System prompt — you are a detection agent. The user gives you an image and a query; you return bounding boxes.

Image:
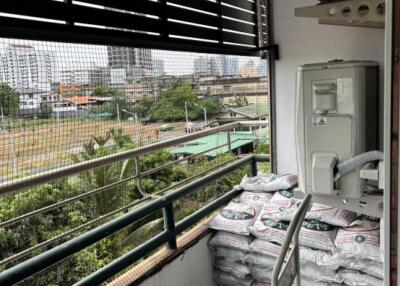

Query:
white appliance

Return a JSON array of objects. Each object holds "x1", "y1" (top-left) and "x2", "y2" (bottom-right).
[{"x1": 295, "y1": 60, "x2": 382, "y2": 215}]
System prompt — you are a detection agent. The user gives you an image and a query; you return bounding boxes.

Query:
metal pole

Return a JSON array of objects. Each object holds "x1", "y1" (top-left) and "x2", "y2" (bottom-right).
[
  {"x1": 57, "y1": 104, "x2": 60, "y2": 126},
  {"x1": 5, "y1": 120, "x2": 17, "y2": 177},
  {"x1": 251, "y1": 157, "x2": 258, "y2": 177},
  {"x1": 227, "y1": 130, "x2": 232, "y2": 154},
  {"x1": 134, "y1": 157, "x2": 146, "y2": 197},
  {"x1": 184, "y1": 101, "x2": 189, "y2": 132},
  {"x1": 163, "y1": 203, "x2": 177, "y2": 249},
  {"x1": 117, "y1": 103, "x2": 121, "y2": 127}
]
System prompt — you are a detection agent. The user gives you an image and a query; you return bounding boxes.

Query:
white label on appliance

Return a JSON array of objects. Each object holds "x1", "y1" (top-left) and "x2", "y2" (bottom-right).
[
  {"x1": 337, "y1": 78, "x2": 353, "y2": 103},
  {"x1": 312, "y1": 116, "x2": 328, "y2": 127}
]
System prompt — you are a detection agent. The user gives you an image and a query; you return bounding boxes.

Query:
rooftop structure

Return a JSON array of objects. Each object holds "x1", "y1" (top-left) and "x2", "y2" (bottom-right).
[{"x1": 171, "y1": 132, "x2": 264, "y2": 157}]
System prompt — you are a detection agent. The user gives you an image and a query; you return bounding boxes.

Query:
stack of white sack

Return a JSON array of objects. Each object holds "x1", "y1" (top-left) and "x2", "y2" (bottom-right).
[
  {"x1": 209, "y1": 232, "x2": 254, "y2": 286},
  {"x1": 334, "y1": 215, "x2": 384, "y2": 285},
  {"x1": 246, "y1": 238, "x2": 343, "y2": 284},
  {"x1": 208, "y1": 190, "x2": 271, "y2": 286},
  {"x1": 209, "y1": 173, "x2": 386, "y2": 285},
  {"x1": 248, "y1": 188, "x2": 364, "y2": 284},
  {"x1": 208, "y1": 173, "x2": 298, "y2": 286}
]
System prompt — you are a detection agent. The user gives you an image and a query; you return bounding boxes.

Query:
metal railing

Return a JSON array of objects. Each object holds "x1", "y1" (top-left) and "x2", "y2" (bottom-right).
[
  {"x1": 271, "y1": 194, "x2": 312, "y2": 286},
  {"x1": 0, "y1": 154, "x2": 269, "y2": 286},
  {"x1": 0, "y1": 121, "x2": 267, "y2": 195},
  {"x1": 0, "y1": 121, "x2": 268, "y2": 267},
  {"x1": 0, "y1": 121, "x2": 269, "y2": 285}
]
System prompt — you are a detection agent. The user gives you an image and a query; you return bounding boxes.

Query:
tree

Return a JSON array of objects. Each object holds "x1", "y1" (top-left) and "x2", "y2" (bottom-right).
[
  {"x1": 135, "y1": 95, "x2": 155, "y2": 119},
  {"x1": 233, "y1": 96, "x2": 249, "y2": 107},
  {"x1": 91, "y1": 86, "x2": 124, "y2": 98},
  {"x1": 38, "y1": 107, "x2": 52, "y2": 119},
  {"x1": 91, "y1": 95, "x2": 134, "y2": 120},
  {"x1": 71, "y1": 128, "x2": 135, "y2": 215},
  {"x1": 149, "y1": 84, "x2": 221, "y2": 122},
  {"x1": 0, "y1": 84, "x2": 19, "y2": 117}
]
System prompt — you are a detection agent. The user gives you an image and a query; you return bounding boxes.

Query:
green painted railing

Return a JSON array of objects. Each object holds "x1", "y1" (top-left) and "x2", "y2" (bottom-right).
[{"x1": 0, "y1": 154, "x2": 269, "y2": 286}]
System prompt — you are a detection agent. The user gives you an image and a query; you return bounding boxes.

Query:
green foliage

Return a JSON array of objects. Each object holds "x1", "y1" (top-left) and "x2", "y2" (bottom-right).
[
  {"x1": 135, "y1": 95, "x2": 155, "y2": 119},
  {"x1": 254, "y1": 141, "x2": 269, "y2": 154},
  {"x1": 92, "y1": 95, "x2": 135, "y2": 120},
  {"x1": 149, "y1": 84, "x2": 221, "y2": 121},
  {"x1": 234, "y1": 96, "x2": 249, "y2": 107},
  {"x1": 91, "y1": 86, "x2": 124, "y2": 98},
  {"x1": 37, "y1": 107, "x2": 52, "y2": 119},
  {"x1": 174, "y1": 153, "x2": 249, "y2": 221},
  {"x1": 0, "y1": 128, "x2": 257, "y2": 285},
  {"x1": 0, "y1": 182, "x2": 88, "y2": 262},
  {"x1": 71, "y1": 128, "x2": 135, "y2": 214},
  {"x1": 20, "y1": 246, "x2": 109, "y2": 286},
  {"x1": 0, "y1": 84, "x2": 19, "y2": 117},
  {"x1": 254, "y1": 141, "x2": 271, "y2": 173}
]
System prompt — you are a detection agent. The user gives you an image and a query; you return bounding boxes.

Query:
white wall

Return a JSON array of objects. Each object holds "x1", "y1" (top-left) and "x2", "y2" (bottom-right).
[
  {"x1": 273, "y1": 0, "x2": 385, "y2": 174},
  {"x1": 140, "y1": 234, "x2": 215, "y2": 286}
]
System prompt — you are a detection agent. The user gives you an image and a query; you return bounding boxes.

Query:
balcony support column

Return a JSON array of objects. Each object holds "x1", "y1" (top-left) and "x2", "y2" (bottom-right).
[{"x1": 163, "y1": 202, "x2": 177, "y2": 250}]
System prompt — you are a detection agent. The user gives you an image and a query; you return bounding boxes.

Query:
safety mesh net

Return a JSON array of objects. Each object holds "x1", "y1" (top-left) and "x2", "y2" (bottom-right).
[{"x1": 0, "y1": 38, "x2": 270, "y2": 285}]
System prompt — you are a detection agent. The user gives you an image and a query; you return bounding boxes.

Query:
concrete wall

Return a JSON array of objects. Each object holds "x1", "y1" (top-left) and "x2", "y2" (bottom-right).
[
  {"x1": 273, "y1": 0, "x2": 385, "y2": 174},
  {"x1": 139, "y1": 234, "x2": 215, "y2": 286}
]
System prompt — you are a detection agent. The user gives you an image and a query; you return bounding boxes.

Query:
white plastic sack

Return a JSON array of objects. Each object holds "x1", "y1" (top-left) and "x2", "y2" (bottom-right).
[
  {"x1": 252, "y1": 263, "x2": 342, "y2": 285},
  {"x1": 301, "y1": 260, "x2": 342, "y2": 283},
  {"x1": 300, "y1": 278, "x2": 340, "y2": 286},
  {"x1": 249, "y1": 213, "x2": 289, "y2": 243},
  {"x1": 247, "y1": 239, "x2": 285, "y2": 268},
  {"x1": 239, "y1": 191, "x2": 273, "y2": 208},
  {"x1": 335, "y1": 215, "x2": 381, "y2": 260},
  {"x1": 306, "y1": 203, "x2": 356, "y2": 227},
  {"x1": 249, "y1": 239, "x2": 281, "y2": 259},
  {"x1": 213, "y1": 247, "x2": 247, "y2": 263},
  {"x1": 250, "y1": 265, "x2": 273, "y2": 282},
  {"x1": 299, "y1": 219, "x2": 338, "y2": 251},
  {"x1": 252, "y1": 282, "x2": 271, "y2": 286},
  {"x1": 209, "y1": 201, "x2": 260, "y2": 235},
  {"x1": 330, "y1": 253, "x2": 383, "y2": 279},
  {"x1": 339, "y1": 269, "x2": 384, "y2": 286},
  {"x1": 299, "y1": 247, "x2": 340, "y2": 270},
  {"x1": 214, "y1": 270, "x2": 253, "y2": 286},
  {"x1": 214, "y1": 257, "x2": 250, "y2": 279},
  {"x1": 209, "y1": 231, "x2": 252, "y2": 252},
  {"x1": 239, "y1": 174, "x2": 297, "y2": 192},
  {"x1": 245, "y1": 253, "x2": 276, "y2": 268},
  {"x1": 267, "y1": 190, "x2": 302, "y2": 221}
]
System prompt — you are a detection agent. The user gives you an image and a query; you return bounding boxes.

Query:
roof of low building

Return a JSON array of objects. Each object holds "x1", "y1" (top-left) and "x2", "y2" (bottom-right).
[
  {"x1": 65, "y1": 96, "x2": 97, "y2": 105},
  {"x1": 170, "y1": 131, "x2": 266, "y2": 157},
  {"x1": 229, "y1": 104, "x2": 268, "y2": 118}
]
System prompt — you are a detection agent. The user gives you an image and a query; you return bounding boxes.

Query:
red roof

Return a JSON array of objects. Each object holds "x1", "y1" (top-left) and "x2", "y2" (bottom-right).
[{"x1": 65, "y1": 96, "x2": 97, "y2": 105}]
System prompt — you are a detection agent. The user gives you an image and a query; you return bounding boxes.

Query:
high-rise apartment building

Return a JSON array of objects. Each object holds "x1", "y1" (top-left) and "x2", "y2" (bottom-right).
[
  {"x1": 194, "y1": 56, "x2": 210, "y2": 75},
  {"x1": 194, "y1": 55, "x2": 238, "y2": 76},
  {"x1": 152, "y1": 59, "x2": 165, "y2": 77},
  {"x1": 0, "y1": 44, "x2": 56, "y2": 92},
  {"x1": 107, "y1": 47, "x2": 152, "y2": 82}
]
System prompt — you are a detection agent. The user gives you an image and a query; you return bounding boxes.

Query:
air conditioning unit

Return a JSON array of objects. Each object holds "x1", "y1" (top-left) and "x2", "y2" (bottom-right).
[{"x1": 295, "y1": 60, "x2": 379, "y2": 199}]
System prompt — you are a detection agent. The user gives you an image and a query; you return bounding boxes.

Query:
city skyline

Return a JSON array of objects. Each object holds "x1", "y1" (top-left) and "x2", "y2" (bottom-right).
[{"x1": 0, "y1": 39, "x2": 266, "y2": 76}]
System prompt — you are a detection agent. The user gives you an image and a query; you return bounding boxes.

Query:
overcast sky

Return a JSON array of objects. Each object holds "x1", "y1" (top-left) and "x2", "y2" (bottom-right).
[{"x1": 0, "y1": 38, "x2": 262, "y2": 75}]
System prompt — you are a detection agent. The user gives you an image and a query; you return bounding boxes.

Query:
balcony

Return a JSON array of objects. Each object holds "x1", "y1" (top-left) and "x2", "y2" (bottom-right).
[{"x1": 0, "y1": 121, "x2": 269, "y2": 286}]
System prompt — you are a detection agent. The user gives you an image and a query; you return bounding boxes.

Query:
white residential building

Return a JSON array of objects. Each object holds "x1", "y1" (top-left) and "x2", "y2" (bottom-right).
[{"x1": 0, "y1": 44, "x2": 57, "y2": 92}]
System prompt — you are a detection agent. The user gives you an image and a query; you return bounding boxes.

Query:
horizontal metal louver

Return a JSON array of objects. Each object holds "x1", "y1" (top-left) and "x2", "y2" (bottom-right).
[{"x1": 0, "y1": 0, "x2": 270, "y2": 56}]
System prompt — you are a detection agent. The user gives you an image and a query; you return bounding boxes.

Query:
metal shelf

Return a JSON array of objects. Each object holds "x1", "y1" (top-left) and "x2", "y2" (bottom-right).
[{"x1": 295, "y1": 0, "x2": 385, "y2": 29}]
